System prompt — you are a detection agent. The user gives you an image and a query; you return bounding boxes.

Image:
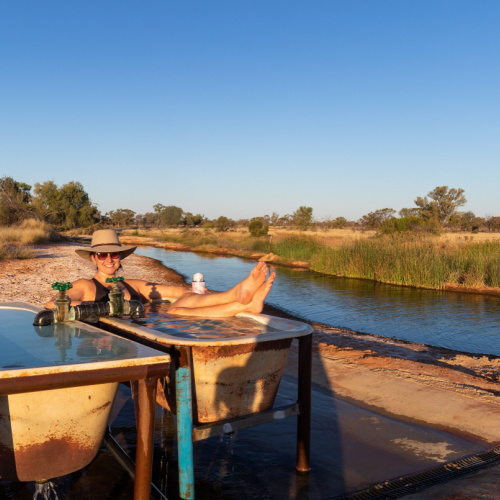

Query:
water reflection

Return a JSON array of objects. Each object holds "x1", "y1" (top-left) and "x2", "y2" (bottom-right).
[{"x1": 136, "y1": 248, "x2": 500, "y2": 356}]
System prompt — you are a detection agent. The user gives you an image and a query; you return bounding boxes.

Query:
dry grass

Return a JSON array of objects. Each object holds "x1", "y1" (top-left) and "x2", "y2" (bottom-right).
[
  {"x1": 0, "y1": 219, "x2": 52, "y2": 245},
  {"x1": 0, "y1": 219, "x2": 51, "y2": 260},
  {"x1": 0, "y1": 243, "x2": 36, "y2": 260}
]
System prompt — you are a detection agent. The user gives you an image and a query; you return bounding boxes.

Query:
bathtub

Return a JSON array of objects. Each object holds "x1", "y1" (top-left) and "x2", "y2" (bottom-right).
[
  {"x1": 99, "y1": 301, "x2": 313, "y2": 499},
  {"x1": 0, "y1": 302, "x2": 170, "y2": 494},
  {"x1": 100, "y1": 301, "x2": 313, "y2": 423}
]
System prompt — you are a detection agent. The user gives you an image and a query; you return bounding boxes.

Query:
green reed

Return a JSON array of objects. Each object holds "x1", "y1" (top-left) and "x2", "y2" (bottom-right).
[
  {"x1": 316, "y1": 237, "x2": 500, "y2": 289},
  {"x1": 269, "y1": 235, "x2": 324, "y2": 262}
]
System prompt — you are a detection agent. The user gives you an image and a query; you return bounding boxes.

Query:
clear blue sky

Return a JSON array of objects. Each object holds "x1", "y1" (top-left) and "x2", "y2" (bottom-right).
[{"x1": 1, "y1": 1, "x2": 499, "y2": 221}]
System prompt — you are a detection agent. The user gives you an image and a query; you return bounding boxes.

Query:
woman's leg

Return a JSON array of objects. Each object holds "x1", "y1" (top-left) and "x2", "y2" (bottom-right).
[
  {"x1": 168, "y1": 273, "x2": 275, "y2": 317},
  {"x1": 171, "y1": 262, "x2": 270, "y2": 308}
]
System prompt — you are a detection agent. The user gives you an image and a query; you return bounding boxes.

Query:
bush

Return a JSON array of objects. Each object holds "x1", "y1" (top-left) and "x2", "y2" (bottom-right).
[
  {"x1": 379, "y1": 216, "x2": 427, "y2": 235},
  {"x1": 248, "y1": 219, "x2": 269, "y2": 237}
]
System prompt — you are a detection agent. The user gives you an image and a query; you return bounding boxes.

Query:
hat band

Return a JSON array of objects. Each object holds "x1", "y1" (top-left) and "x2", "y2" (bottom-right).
[{"x1": 91, "y1": 243, "x2": 123, "y2": 248}]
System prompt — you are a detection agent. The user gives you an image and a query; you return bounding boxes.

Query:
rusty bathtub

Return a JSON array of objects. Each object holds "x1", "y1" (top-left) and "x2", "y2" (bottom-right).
[
  {"x1": 99, "y1": 301, "x2": 313, "y2": 423},
  {"x1": 0, "y1": 302, "x2": 170, "y2": 499}
]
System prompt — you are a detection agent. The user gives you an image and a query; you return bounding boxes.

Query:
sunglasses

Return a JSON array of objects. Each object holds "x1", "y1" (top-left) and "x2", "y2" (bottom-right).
[{"x1": 95, "y1": 252, "x2": 121, "y2": 261}]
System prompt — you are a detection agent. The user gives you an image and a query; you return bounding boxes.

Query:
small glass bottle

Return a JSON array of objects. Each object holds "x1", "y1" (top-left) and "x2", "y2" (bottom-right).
[{"x1": 192, "y1": 273, "x2": 207, "y2": 294}]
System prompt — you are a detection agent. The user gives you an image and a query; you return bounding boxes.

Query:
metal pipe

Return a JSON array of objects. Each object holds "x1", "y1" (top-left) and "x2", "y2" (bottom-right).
[
  {"x1": 296, "y1": 333, "x2": 312, "y2": 473},
  {"x1": 175, "y1": 346, "x2": 195, "y2": 500},
  {"x1": 134, "y1": 377, "x2": 158, "y2": 500}
]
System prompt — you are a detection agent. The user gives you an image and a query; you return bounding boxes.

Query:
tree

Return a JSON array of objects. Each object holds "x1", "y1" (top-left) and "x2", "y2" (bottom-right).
[
  {"x1": 414, "y1": 186, "x2": 467, "y2": 226},
  {"x1": 331, "y1": 216, "x2": 347, "y2": 229},
  {"x1": 399, "y1": 207, "x2": 421, "y2": 218},
  {"x1": 107, "y1": 209, "x2": 136, "y2": 227},
  {"x1": 0, "y1": 177, "x2": 34, "y2": 224},
  {"x1": 292, "y1": 206, "x2": 314, "y2": 229},
  {"x1": 215, "y1": 216, "x2": 234, "y2": 232},
  {"x1": 485, "y1": 215, "x2": 500, "y2": 232},
  {"x1": 136, "y1": 212, "x2": 159, "y2": 227},
  {"x1": 359, "y1": 208, "x2": 396, "y2": 229},
  {"x1": 270, "y1": 212, "x2": 280, "y2": 226},
  {"x1": 33, "y1": 181, "x2": 98, "y2": 229},
  {"x1": 183, "y1": 212, "x2": 204, "y2": 227},
  {"x1": 248, "y1": 218, "x2": 269, "y2": 237},
  {"x1": 154, "y1": 204, "x2": 184, "y2": 227}
]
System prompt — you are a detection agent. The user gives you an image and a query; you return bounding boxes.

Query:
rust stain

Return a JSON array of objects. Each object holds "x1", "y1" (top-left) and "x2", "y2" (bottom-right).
[
  {"x1": 0, "y1": 435, "x2": 98, "y2": 482},
  {"x1": 192, "y1": 338, "x2": 292, "y2": 362},
  {"x1": 90, "y1": 400, "x2": 112, "y2": 415}
]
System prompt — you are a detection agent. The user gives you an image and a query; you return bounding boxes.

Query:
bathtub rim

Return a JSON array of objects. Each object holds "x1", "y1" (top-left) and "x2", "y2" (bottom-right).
[
  {"x1": 0, "y1": 301, "x2": 172, "y2": 381},
  {"x1": 100, "y1": 310, "x2": 313, "y2": 347}
]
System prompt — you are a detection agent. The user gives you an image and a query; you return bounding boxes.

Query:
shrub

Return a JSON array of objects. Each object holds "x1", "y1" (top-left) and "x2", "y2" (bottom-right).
[{"x1": 248, "y1": 219, "x2": 269, "y2": 237}]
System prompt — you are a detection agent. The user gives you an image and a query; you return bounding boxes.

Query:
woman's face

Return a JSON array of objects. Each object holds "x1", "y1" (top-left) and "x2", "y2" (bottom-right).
[{"x1": 91, "y1": 252, "x2": 121, "y2": 276}]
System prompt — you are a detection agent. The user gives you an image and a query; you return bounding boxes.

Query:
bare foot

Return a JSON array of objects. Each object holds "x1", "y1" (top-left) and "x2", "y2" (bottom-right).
[
  {"x1": 247, "y1": 272, "x2": 275, "y2": 314},
  {"x1": 238, "y1": 262, "x2": 269, "y2": 304}
]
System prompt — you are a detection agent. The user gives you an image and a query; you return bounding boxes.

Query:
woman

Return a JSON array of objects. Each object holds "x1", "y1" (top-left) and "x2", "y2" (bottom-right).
[{"x1": 45, "y1": 229, "x2": 275, "y2": 317}]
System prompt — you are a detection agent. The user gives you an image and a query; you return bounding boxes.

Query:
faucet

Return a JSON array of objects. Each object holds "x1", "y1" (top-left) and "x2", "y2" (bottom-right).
[
  {"x1": 53, "y1": 282, "x2": 73, "y2": 322},
  {"x1": 33, "y1": 279, "x2": 145, "y2": 326}
]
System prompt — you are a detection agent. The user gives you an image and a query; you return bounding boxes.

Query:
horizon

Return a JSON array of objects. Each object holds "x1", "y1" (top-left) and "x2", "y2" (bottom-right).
[{"x1": 1, "y1": 1, "x2": 499, "y2": 220}]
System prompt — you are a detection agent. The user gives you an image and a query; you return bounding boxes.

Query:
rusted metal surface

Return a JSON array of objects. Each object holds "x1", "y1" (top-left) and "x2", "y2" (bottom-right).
[
  {"x1": 0, "y1": 303, "x2": 171, "y2": 497},
  {"x1": 0, "y1": 362, "x2": 169, "y2": 396},
  {"x1": 0, "y1": 383, "x2": 117, "y2": 482},
  {"x1": 297, "y1": 333, "x2": 312, "y2": 473},
  {"x1": 191, "y1": 339, "x2": 293, "y2": 423},
  {"x1": 133, "y1": 377, "x2": 157, "y2": 500}
]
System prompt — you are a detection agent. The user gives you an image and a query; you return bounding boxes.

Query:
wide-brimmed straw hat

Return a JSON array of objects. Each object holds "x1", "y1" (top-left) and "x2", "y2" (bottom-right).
[{"x1": 75, "y1": 229, "x2": 137, "y2": 261}]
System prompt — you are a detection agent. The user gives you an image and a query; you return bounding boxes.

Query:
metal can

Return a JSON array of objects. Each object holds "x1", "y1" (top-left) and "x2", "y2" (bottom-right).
[{"x1": 192, "y1": 273, "x2": 206, "y2": 294}]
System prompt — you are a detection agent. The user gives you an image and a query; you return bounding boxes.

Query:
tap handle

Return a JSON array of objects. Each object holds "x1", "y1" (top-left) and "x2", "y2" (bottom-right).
[
  {"x1": 52, "y1": 282, "x2": 73, "y2": 292},
  {"x1": 105, "y1": 277, "x2": 125, "y2": 283}
]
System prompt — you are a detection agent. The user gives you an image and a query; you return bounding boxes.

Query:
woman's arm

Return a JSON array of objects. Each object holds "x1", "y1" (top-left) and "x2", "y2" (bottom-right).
[{"x1": 125, "y1": 279, "x2": 190, "y2": 302}]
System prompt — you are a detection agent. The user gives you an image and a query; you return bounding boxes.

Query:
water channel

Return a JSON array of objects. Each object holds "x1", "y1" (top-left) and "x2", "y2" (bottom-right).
[{"x1": 136, "y1": 247, "x2": 500, "y2": 357}]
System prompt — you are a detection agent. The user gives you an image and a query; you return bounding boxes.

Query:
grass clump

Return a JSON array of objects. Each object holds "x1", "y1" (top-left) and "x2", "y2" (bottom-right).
[
  {"x1": 0, "y1": 219, "x2": 52, "y2": 245},
  {"x1": 0, "y1": 242, "x2": 36, "y2": 260},
  {"x1": 0, "y1": 218, "x2": 52, "y2": 260}
]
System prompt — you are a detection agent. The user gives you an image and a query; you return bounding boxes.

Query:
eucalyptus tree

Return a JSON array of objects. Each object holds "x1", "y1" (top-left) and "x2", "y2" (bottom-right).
[
  {"x1": 292, "y1": 206, "x2": 314, "y2": 230},
  {"x1": 153, "y1": 204, "x2": 184, "y2": 227},
  {"x1": 0, "y1": 176, "x2": 34, "y2": 224},
  {"x1": 33, "y1": 181, "x2": 98, "y2": 229},
  {"x1": 414, "y1": 186, "x2": 467, "y2": 226},
  {"x1": 359, "y1": 208, "x2": 396, "y2": 229}
]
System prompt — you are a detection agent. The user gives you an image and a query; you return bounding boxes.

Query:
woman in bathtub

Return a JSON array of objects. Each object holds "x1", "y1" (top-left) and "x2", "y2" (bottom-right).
[{"x1": 45, "y1": 229, "x2": 275, "y2": 317}]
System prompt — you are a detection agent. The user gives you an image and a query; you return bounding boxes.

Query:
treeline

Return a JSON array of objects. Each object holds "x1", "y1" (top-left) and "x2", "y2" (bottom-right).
[{"x1": 2, "y1": 176, "x2": 500, "y2": 234}]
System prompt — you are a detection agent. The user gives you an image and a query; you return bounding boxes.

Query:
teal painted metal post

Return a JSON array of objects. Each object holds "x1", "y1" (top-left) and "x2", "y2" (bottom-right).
[
  {"x1": 296, "y1": 333, "x2": 312, "y2": 473},
  {"x1": 175, "y1": 346, "x2": 195, "y2": 499}
]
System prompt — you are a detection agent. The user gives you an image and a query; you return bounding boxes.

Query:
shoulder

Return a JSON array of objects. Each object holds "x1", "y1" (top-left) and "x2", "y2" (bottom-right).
[{"x1": 72, "y1": 278, "x2": 96, "y2": 289}]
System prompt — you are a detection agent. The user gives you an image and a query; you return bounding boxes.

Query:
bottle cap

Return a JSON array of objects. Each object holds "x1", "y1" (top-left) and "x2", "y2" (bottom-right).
[{"x1": 193, "y1": 273, "x2": 204, "y2": 282}]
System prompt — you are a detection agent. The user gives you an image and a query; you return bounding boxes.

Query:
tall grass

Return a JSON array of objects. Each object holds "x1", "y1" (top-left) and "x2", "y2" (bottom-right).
[
  {"x1": 0, "y1": 219, "x2": 51, "y2": 260},
  {"x1": 268, "y1": 235, "x2": 324, "y2": 262},
  {"x1": 0, "y1": 219, "x2": 51, "y2": 244},
  {"x1": 310, "y1": 236, "x2": 500, "y2": 289}
]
